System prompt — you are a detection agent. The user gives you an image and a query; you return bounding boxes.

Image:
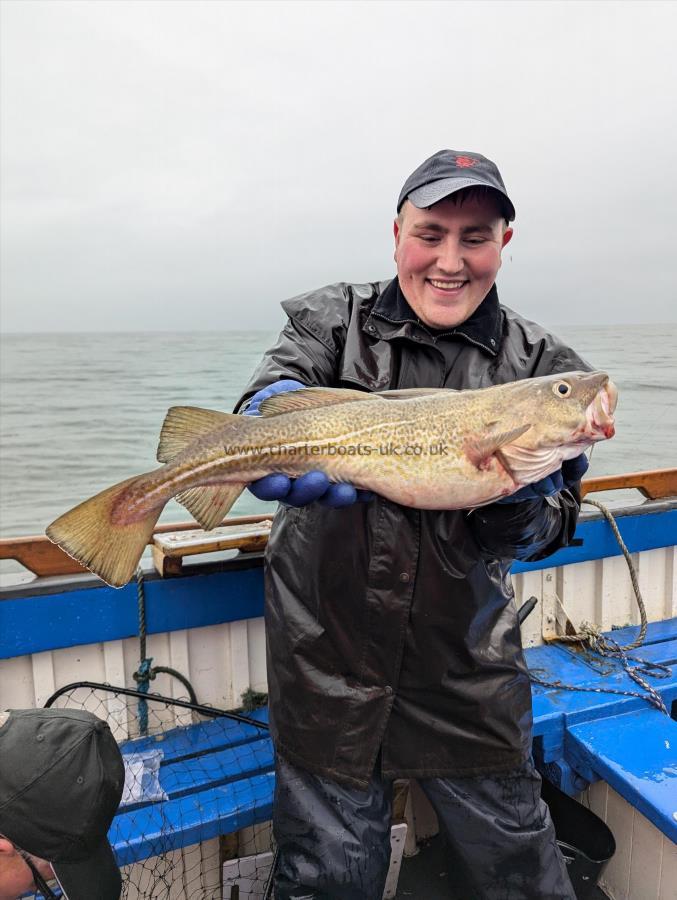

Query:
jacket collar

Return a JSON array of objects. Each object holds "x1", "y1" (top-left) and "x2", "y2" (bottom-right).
[{"x1": 365, "y1": 278, "x2": 502, "y2": 356}]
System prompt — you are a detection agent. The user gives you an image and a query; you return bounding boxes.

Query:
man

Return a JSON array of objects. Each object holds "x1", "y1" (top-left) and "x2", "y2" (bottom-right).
[
  {"x1": 0, "y1": 707, "x2": 125, "y2": 900},
  {"x1": 236, "y1": 150, "x2": 588, "y2": 899}
]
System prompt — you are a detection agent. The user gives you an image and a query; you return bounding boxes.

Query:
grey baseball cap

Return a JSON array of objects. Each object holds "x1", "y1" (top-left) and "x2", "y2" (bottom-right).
[
  {"x1": 397, "y1": 149, "x2": 516, "y2": 220},
  {"x1": 0, "y1": 708, "x2": 125, "y2": 900}
]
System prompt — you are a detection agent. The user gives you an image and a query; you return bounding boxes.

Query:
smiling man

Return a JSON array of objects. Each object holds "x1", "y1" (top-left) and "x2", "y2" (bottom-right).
[
  {"x1": 236, "y1": 150, "x2": 589, "y2": 899},
  {"x1": 395, "y1": 200, "x2": 512, "y2": 331}
]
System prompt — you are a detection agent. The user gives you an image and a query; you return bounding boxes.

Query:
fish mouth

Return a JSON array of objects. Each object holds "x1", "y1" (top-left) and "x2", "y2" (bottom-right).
[{"x1": 583, "y1": 379, "x2": 618, "y2": 441}]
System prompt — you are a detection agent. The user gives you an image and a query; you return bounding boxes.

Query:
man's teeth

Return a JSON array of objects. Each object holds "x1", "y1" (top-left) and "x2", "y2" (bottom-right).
[{"x1": 429, "y1": 279, "x2": 466, "y2": 289}]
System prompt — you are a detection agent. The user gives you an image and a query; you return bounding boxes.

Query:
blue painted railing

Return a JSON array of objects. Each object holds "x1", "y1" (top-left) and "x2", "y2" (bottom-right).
[{"x1": 1, "y1": 504, "x2": 676, "y2": 661}]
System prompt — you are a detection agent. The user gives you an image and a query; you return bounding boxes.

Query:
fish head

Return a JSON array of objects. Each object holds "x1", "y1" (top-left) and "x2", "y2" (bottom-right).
[
  {"x1": 490, "y1": 371, "x2": 618, "y2": 485},
  {"x1": 521, "y1": 370, "x2": 617, "y2": 445}
]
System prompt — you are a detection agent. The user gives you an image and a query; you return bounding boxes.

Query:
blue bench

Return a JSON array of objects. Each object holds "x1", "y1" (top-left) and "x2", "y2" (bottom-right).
[
  {"x1": 109, "y1": 618, "x2": 677, "y2": 867},
  {"x1": 111, "y1": 707, "x2": 273, "y2": 867},
  {"x1": 527, "y1": 617, "x2": 677, "y2": 842}
]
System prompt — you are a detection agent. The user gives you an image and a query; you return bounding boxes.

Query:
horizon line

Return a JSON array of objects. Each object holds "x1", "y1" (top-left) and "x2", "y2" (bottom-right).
[{"x1": 2, "y1": 321, "x2": 677, "y2": 337}]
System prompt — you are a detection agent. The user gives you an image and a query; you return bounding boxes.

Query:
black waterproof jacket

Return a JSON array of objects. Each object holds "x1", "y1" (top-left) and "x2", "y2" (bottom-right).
[{"x1": 236, "y1": 278, "x2": 588, "y2": 789}]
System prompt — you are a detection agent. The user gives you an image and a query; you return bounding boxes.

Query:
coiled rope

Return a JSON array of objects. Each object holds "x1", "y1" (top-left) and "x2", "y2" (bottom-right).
[{"x1": 529, "y1": 498, "x2": 670, "y2": 714}]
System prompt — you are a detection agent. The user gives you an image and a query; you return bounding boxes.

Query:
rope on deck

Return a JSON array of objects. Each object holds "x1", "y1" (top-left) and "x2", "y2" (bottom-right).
[{"x1": 529, "y1": 497, "x2": 670, "y2": 714}]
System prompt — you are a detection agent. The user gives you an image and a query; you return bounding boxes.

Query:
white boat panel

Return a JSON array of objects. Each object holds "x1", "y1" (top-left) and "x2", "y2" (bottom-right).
[
  {"x1": 658, "y1": 831, "x2": 677, "y2": 900},
  {"x1": 167, "y1": 630, "x2": 193, "y2": 729},
  {"x1": 31, "y1": 650, "x2": 56, "y2": 708},
  {"x1": 52, "y1": 640, "x2": 102, "y2": 699},
  {"x1": 248, "y1": 617, "x2": 267, "y2": 690},
  {"x1": 627, "y1": 805, "x2": 664, "y2": 900},
  {"x1": 0, "y1": 617, "x2": 266, "y2": 715},
  {"x1": 103, "y1": 639, "x2": 126, "y2": 689},
  {"x1": 0, "y1": 654, "x2": 34, "y2": 708},
  {"x1": 511, "y1": 544, "x2": 677, "y2": 649},
  {"x1": 561, "y1": 559, "x2": 598, "y2": 633},
  {"x1": 638, "y1": 547, "x2": 670, "y2": 622},
  {"x1": 668, "y1": 545, "x2": 677, "y2": 620},
  {"x1": 1, "y1": 548, "x2": 675, "y2": 706},
  {"x1": 588, "y1": 782, "x2": 677, "y2": 900},
  {"x1": 230, "y1": 619, "x2": 252, "y2": 709},
  {"x1": 598, "y1": 786, "x2": 633, "y2": 899}
]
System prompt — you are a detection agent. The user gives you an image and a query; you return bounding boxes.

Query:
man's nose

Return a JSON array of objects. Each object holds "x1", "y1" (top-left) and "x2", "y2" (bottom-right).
[{"x1": 436, "y1": 240, "x2": 464, "y2": 274}]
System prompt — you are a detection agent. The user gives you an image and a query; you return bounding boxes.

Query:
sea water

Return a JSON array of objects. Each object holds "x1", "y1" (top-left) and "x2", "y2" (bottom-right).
[{"x1": 1, "y1": 325, "x2": 675, "y2": 542}]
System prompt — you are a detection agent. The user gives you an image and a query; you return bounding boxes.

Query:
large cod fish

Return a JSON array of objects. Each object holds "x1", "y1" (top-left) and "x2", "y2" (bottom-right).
[{"x1": 47, "y1": 371, "x2": 617, "y2": 588}]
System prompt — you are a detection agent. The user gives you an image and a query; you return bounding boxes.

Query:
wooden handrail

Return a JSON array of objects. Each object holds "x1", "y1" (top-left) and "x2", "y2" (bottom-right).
[
  {"x1": 580, "y1": 468, "x2": 677, "y2": 500},
  {"x1": 0, "y1": 514, "x2": 274, "y2": 578},
  {"x1": 1, "y1": 468, "x2": 675, "y2": 578}
]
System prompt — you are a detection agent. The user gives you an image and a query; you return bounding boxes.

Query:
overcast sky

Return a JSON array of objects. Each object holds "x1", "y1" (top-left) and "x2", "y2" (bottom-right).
[{"x1": 1, "y1": 0, "x2": 676, "y2": 332}]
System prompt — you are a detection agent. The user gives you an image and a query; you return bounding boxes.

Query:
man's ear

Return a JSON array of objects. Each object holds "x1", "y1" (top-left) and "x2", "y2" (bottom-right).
[{"x1": 501, "y1": 226, "x2": 514, "y2": 249}]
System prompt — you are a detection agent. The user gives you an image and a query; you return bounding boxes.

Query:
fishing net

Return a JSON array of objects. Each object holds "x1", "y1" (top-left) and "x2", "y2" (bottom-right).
[{"x1": 35, "y1": 682, "x2": 277, "y2": 900}]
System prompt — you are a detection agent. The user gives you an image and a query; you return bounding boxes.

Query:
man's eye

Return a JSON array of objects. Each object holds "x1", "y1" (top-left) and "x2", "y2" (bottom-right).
[
  {"x1": 419, "y1": 236, "x2": 439, "y2": 244},
  {"x1": 464, "y1": 238, "x2": 486, "y2": 245}
]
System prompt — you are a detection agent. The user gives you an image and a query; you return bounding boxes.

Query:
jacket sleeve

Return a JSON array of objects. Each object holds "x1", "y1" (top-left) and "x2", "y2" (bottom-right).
[
  {"x1": 233, "y1": 316, "x2": 341, "y2": 413},
  {"x1": 467, "y1": 485, "x2": 581, "y2": 562}
]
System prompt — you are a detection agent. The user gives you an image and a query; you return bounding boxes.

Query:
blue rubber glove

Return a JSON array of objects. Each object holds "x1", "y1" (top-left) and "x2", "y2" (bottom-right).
[
  {"x1": 497, "y1": 453, "x2": 589, "y2": 503},
  {"x1": 242, "y1": 380, "x2": 374, "y2": 508}
]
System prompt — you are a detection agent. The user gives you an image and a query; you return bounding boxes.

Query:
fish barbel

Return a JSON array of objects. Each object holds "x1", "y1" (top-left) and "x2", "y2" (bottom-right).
[{"x1": 46, "y1": 370, "x2": 617, "y2": 587}]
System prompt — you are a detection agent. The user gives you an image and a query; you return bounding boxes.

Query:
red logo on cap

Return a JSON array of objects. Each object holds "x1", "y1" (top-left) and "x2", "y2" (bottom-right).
[{"x1": 455, "y1": 156, "x2": 477, "y2": 168}]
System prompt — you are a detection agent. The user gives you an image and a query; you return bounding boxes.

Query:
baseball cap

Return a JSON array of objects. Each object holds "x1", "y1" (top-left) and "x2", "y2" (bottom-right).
[
  {"x1": 397, "y1": 149, "x2": 516, "y2": 221},
  {"x1": 0, "y1": 708, "x2": 125, "y2": 900}
]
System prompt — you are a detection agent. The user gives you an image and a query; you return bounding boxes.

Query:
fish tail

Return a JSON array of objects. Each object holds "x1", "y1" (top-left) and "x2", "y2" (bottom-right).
[{"x1": 46, "y1": 474, "x2": 162, "y2": 588}]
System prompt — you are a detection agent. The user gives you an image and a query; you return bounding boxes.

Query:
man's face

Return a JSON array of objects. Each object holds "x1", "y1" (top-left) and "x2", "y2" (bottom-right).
[
  {"x1": 394, "y1": 194, "x2": 513, "y2": 329},
  {"x1": 0, "y1": 839, "x2": 54, "y2": 900}
]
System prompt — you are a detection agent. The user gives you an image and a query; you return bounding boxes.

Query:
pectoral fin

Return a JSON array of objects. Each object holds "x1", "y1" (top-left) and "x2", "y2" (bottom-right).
[{"x1": 465, "y1": 424, "x2": 532, "y2": 470}]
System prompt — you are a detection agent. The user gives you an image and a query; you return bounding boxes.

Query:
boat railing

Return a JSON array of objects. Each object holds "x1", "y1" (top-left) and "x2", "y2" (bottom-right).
[
  {"x1": 1, "y1": 467, "x2": 676, "y2": 581},
  {"x1": 1, "y1": 468, "x2": 676, "y2": 899}
]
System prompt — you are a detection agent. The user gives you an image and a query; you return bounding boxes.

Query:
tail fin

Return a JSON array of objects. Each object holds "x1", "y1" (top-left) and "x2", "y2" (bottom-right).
[{"x1": 46, "y1": 474, "x2": 162, "y2": 588}]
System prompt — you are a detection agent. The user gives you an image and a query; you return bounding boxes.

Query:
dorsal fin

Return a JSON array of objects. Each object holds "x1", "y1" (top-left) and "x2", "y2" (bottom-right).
[
  {"x1": 258, "y1": 387, "x2": 375, "y2": 416},
  {"x1": 376, "y1": 388, "x2": 452, "y2": 400},
  {"x1": 157, "y1": 406, "x2": 235, "y2": 463},
  {"x1": 257, "y1": 385, "x2": 448, "y2": 416}
]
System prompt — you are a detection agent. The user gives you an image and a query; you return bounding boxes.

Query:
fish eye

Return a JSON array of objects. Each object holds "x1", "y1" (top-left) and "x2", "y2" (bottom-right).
[{"x1": 553, "y1": 381, "x2": 572, "y2": 397}]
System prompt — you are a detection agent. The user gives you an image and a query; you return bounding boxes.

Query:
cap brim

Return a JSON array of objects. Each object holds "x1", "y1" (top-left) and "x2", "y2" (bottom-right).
[
  {"x1": 52, "y1": 837, "x2": 121, "y2": 900},
  {"x1": 407, "y1": 177, "x2": 516, "y2": 220}
]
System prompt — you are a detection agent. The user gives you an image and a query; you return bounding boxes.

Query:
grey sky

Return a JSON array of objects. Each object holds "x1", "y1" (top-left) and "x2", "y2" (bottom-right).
[{"x1": 1, "y1": 0, "x2": 676, "y2": 332}]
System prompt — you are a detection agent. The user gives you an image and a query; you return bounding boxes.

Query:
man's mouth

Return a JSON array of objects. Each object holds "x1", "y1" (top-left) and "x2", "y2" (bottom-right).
[{"x1": 427, "y1": 278, "x2": 469, "y2": 293}]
